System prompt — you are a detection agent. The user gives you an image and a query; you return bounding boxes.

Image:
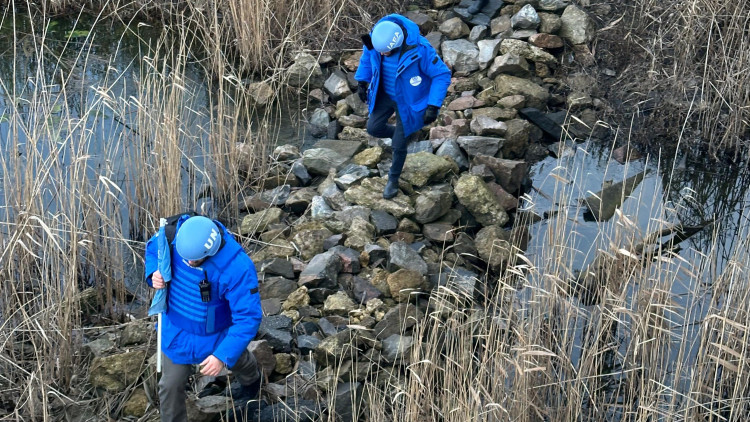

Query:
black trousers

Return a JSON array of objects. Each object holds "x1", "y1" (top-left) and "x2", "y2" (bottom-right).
[{"x1": 366, "y1": 92, "x2": 409, "y2": 180}]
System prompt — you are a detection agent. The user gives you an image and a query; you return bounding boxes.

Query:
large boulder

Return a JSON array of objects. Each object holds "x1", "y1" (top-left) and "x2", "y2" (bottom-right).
[
  {"x1": 401, "y1": 151, "x2": 459, "y2": 187},
  {"x1": 493, "y1": 74, "x2": 549, "y2": 109},
  {"x1": 344, "y1": 178, "x2": 415, "y2": 218},
  {"x1": 454, "y1": 174, "x2": 509, "y2": 226},
  {"x1": 302, "y1": 148, "x2": 348, "y2": 176},
  {"x1": 559, "y1": 5, "x2": 596, "y2": 45},
  {"x1": 441, "y1": 39, "x2": 480, "y2": 74},
  {"x1": 286, "y1": 52, "x2": 324, "y2": 88}
]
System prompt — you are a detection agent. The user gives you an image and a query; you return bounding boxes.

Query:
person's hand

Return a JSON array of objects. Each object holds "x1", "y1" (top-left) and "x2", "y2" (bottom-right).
[
  {"x1": 199, "y1": 355, "x2": 225, "y2": 377},
  {"x1": 423, "y1": 105, "x2": 440, "y2": 125},
  {"x1": 357, "y1": 81, "x2": 369, "y2": 103},
  {"x1": 151, "y1": 270, "x2": 165, "y2": 289}
]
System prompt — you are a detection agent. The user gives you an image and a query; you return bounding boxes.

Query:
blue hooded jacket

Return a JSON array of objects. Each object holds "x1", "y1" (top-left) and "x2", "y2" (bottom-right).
[
  {"x1": 355, "y1": 14, "x2": 452, "y2": 137},
  {"x1": 145, "y1": 217, "x2": 262, "y2": 368}
]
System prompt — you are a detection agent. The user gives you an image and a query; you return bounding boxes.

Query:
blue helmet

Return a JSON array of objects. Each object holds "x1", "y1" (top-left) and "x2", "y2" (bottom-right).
[
  {"x1": 371, "y1": 21, "x2": 404, "y2": 53},
  {"x1": 175, "y1": 216, "x2": 221, "y2": 261}
]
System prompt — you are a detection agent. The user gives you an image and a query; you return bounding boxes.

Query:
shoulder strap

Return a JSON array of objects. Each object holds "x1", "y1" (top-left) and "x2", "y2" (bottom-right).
[{"x1": 163, "y1": 211, "x2": 199, "y2": 243}]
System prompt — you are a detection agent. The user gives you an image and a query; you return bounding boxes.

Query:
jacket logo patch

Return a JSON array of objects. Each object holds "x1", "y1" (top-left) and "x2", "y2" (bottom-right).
[
  {"x1": 410, "y1": 76, "x2": 422, "y2": 86},
  {"x1": 432, "y1": 57, "x2": 438, "y2": 64}
]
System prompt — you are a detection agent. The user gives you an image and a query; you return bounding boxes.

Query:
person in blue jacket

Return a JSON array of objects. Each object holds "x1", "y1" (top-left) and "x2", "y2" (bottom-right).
[
  {"x1": 355, "y1": 14, "x2": 452, "y2": 199},
  {"x1": 145, "y1": 215, "x2": 263, "y2": 421}
]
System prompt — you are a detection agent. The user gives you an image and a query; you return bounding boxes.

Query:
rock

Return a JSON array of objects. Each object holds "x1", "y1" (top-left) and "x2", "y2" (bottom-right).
[
  {"x1": 275, "y1": 353, "x2": 296, "y2": 375},
  {"x1": 353, "y1": 146, "x2": 383, "y2": 168},
  {"x1": 559, "y1": 5, "x2": 596, "y2": 45},
  {"x1": 404, "y1": 10, "x2": 437, "y2": 33},
  {"x1": 486, "y1": 182, "x2": 518, "y2": 211},
  {"x1": 441, "y1": 39, "x2": 480, "y2": 74},
  {"x1": 493, "y1": 74, "x2": 549, "y2": 109},
  {"x1": 344, "y1": 178, "x2": 415, "y2": 217},
  {"x1": 529, "y1": 33, "x2": 564, "y2": 49},
  {"x1": 333, "y1": 382, "x2": 363, "y2": 421},
  {"x1": 252, "y1": 238, "x2": 296, "y2": 262},
  {"x1": 260, "y1": 258, "x2": 295, "y2": 279},
  {"x1": 472, "y1": 154, "x2": 528, "y2": 194},
  {"x1": 282, "y1": 286, "x2": 310, "y2": 311},
  {"x1": 344, "y1": 51, "x2": 362, "y2": 71},
  {"x1": 336, "y1": 99, "x2": 352, "y2": 119},
  {"x1": 373, "y1": 303, "x2": 424, "y2": 339},
  {"x1": 122, "y1": 388, "x2": 149, "y2": 417},
  {"x1": 490, "y1": 15, "x2": 512, "y2": 37},
  {"x1": 470, "y1": 116, "x2": 508, "y2": 137},
  {"x1": 470, "y1": 164, "x2": 496, "y2": 181},
  {"x1": 549, "y1": 141, "x2": 577, "y2": 158},
  {"x1": 274, "y1": 144, "x2": 301, "y2": 161},
  {"x1": 370, "y1": 210, "x2": 398, "y2": 236},
  {"x1": 333, "y1": 206, "x2": 372, "y2": 227},
  {"x1": 259, "y1": 319, "x2": 293, "y2": 353},
  {"x1": 338, "y1": 114, "x2": 367, "y2": 128},
  {"x1": 324, "y1": 70, "x2": 352, "y2": 100},
  {"x1": 308, "y1": 108, "x2": 330, "y2": 138},
  {"x1": 362, "y1": 244, "x2": 388, "y2": 265},
  {"x1": 291, "y1": 160, "x2": 312, "y2": 186},
  {"x1": 488, "y1": 53, "x2": 530, "y2": 78},
  {"x1": 320, "y1": 178, "x2": 349, "y2": 211},
  {"x1": 401, "y1": 151, "x2": 459, "y2": 187},
  {"x1": 334, "y1": 164, "x2": 370, "y2": 190},
  {"x1": 434, "y1": 265, "x2": 479, "y2": 299},
  {"x1": 423, "y1": 223, "x2": 455, "y2": 243},
  {"x1": 415, "y1": 187, "x2": 453, "y2": 224},
  {"x1": 260, "y1": 277, "x2": 298, "y2": 300},
  {"x1": 425, "y1": 31, "x2": 444, "y2": 51},
  {"x1": 382, "y1": 334, "x2": 414, "y2": 363},
  {"x1": 346, "y1": 93, "x2": 369, "y2": 116},
  {"x1": 499, "y1": 39, "x2": 557, "y2": 65},
  {"x1": 247, "y1": 81, "x2": 274, "y2": 106},
  {"x1": 85, "y1": 337, "x2": 116, "y2": 357},
  {"x1": 475, "y1": 225, "x2": 512, "y2": 268},
  {"x1": 119, "y1": 321, "x2": 150, "y2": 347},
  {"x1": 511, "y1": 4, "x2": 540, "y2": 29},
  {"x1": 408, "y1": 140, "x2": 434, "y2": 154},
  {"x1": 454, "y1": 174, "x2": 510, "y2": 226},
  {"x1": 447, "y1": 95, "x2": 485, "y2": 111},
  {"x1": 435, "y1": 138, "x2": 469, "y2": 171},
  {"x1": 457, "y1": 136, "x2": 503, "y2": 158},
  {"x1": 433, "y1": 0, "x2": 456, "y2": 8},
  {"x1": 344, "y1": 216, "x2": 375, "y2": 251},
  {"x1": 329, "y1": 246, "x2": 362, "y2": 274},
  {"x1": 240, "y1": 207, "x2": 283, "y2": 235},
  {"x1": 315, "y1": 330, "x2": 359, "y2": 365},
  {"x1": 503, "y1": 118, "x2": 531, "y2": 157},
  {"x1": 286, "y1": 52, "x2": 324, "y2": 88},
  {"x1": 292, "y1": 227, "x2": 334, "y2": 261},
  {"x1": 567, "y1": 91, "x2": 593, "y2": 110},
  {"x1": 90, "y1": 351, "x2": 146, "y2": 393},
  {"x1": 439, "y1": 17, "x2": 470, "y2": 40},
  {"x1": 352, "y1": 277, "x2": 383, "y2": 303},
  {"x1": 259, "y1": 399, "x2": 321, "y2": 422},
  {"x1": 469, "y1": 25, "x2": 489, "y2": 43},
  {"x1": 539, "y1": 12, "x2": 562, "y2": 34},
  {"x1": 477, "y1": 39, "x2": 502, "y2": 69},
  {"x1": 539, "y1": 0, "x2": 569, "y2": 11},
  {"x1": 301, "y1": 148, "x2": 348, "y2": 176},
  {"x1": 297, "y1": 335, "x2": 321, "y2": 355},
  {"x1": 298, "y1": 251, "x2": 342, "y2": 289},
  {"x1": 387, "y1": 269, "x2": 423, "y2": 301},
  {"x1": 311, "y1": 139, "x2": 365, "y2": 160},
  {"x1": 311, "y1": 195, "x2": 335, "y2": 220},
  {"x1": 388, "y1": 242, "x2": 428, "y2": 275},
  {"x1": 518, "y1": 107, "x2": 563, "y2": 141},
  {"x1": 612, "y1": 145, "x2": 643, "y2": 164}
]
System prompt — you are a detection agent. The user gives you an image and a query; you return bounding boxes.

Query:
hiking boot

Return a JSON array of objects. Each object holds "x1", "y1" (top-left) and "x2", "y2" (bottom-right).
[
  {"x1": 197, "y1": 376, "x2": 227, "y2": 398},
  {"x1": 383, "y1": 178, "x2": 400, "y2": 199}
]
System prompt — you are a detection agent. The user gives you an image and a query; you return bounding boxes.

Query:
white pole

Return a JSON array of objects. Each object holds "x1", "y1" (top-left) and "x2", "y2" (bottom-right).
[{"x1": 157, "y1": 312, "x2": 163, "y2": 373}]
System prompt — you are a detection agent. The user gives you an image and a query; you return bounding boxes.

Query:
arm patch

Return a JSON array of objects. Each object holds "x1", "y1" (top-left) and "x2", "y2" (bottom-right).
[{"x1": 432, "y1": 56, "x2": 438, "y2": 65}]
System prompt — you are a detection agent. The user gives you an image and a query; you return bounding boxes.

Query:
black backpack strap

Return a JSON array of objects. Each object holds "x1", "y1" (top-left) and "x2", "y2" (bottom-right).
[{"x1": 163, "y1": 211, "x2": 199, "y2": 243}]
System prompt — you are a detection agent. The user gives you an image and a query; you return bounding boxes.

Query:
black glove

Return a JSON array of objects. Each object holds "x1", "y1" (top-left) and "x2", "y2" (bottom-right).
[
  {"x1": 423, "y1": 105, "x2": 439, "y2": 125},
  {"x1": 357, "y1": 81, "x2": 369, "y2": 103}
]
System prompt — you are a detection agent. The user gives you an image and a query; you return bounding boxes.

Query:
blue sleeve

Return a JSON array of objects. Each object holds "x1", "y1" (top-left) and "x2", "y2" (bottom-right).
[
  {"x1": 421, "y1": 43, "x2": 452, "y2": 108},
  {"x1": 212, "y1": 256, "x2": 263, "y2": 368},
  {"x1": 354, "y1": 47, "x2": 373, "y2": 83},
  {"x1": 144, "y1": 234, "x2": 158, "y2": 287}
]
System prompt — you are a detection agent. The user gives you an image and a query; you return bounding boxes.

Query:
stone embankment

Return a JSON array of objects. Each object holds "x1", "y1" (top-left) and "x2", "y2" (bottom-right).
[{"x1": 83, "y1": 1, "x2": 615, "y2": 420}]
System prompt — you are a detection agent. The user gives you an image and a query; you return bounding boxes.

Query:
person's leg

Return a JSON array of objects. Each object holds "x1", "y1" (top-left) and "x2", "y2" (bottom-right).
[
  {"x1": 229, "y1": 349, "x2": 262, "y2": 400},
  {"x1": 383, "y1": 108, "x2": 408, "y2": 199},
  {"x1": 366, "y1": 93, "x2": 396, "y2": 139},
  {"x1": 158, "y1": 353, "x2": 193, "y2": 422}
]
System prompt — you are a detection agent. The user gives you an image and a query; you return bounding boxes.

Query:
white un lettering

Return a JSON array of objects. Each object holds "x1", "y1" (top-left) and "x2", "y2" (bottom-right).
[{"x1": 204, "y1": 229, "x2": 218, "y2": 249}]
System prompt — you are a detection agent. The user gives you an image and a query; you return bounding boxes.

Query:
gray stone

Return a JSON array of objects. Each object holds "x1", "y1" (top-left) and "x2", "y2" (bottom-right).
[
  {"x1": 247, "y1": 81, "x2": 274, "y2": 106},
  {"x1": 441, "y1": 39, "x2": 480, "y2": 74},
  {"x1": 439, "y1": 17, "x2": 470, "y2": 40},
  {"x1": 323, "y1": 233, "x2": 345, "y2": 250},
  {"x1": 388, "y1": 242, "x2": 428, "y2": 275},
  {"x1": 320, "y1": 176, "x2": 349, "y2": 211},
  {"x1": 539, "y1": 12, "x2": 562, "y2": 34},
  {"x1": 488, "y1": 53, "x2": 530, "y2": 78},
  {"x1": 240, "y1": 207, "x2": 283, "y2": 235},
  {"x1": 292, "y1": 226, "x2": 334, "y2": 261},
  {"x1": 370, "y1": 210, "x2": 398, "y2": 236},
  {"x1": 324, "y1": 70, "x2": 352, "y2": 101},
  {"x1": 511, "y1": 4, "x2": 541, "y2": 29},
  {"x1": 469, "y1": 24, "x2": 489, "y2": 43},
  {"x1": 454, "y1": 174, "x2": 510, "y2": 226},
  {"x1": 352, "y1": 277, "x2": 383, "y2": 303},
  {"x1": 274, "y1": 144, "x2": 301, "y2": 161},
  {"x1": 475, "y1": 225, "x2": 512, "y2": 268},
  {"x1": 298, "y1": 251, "x2": 342, "y2": 288},
  {"x1": 373, "y1": 303, "x2": 424, "y2": 339},
  {"x1": 329, "y1": 245, "x2": 361, "y2": 273},
  {"x1": 286, "y1": 52, "x2": 324, "y2": 88},
  {"x1": 436, "y1": 139, "x2": 469, "y2": 171},
  {"x1": 338, "y1": 114, "x2": 367, "y2": 128},
  {"x1": 344, "y1": 178, "x2": 415, "y2": 218},
  {"x1": 90, "y1": 351, "x2": 148, "y2": 393},
  {"x1": 323, "y1": 291, "x2": 357, "y2": 316},
  {"x1": 249, "y1": 339, "x2": 278, "y2": 376},
  {"x1": 425, "y1": 31, "x2": 444, "y2": 51},
  {"x1": 309, "y1": 108, "x2": 330, "y2": 133},
  {"x1": 334, "y1": 164, "x2": 370, "y2": 190},
  {"x1": 364, "y1": 244, "x2": 388, "y2": 265},
  {"x1": 435, "y1": 265, "x2": 478, "y2": 298},
  {"x1": 493, "y1": 74, "x2": 549, "y2": 109},
  {"x1": 345, "y1": 93, "x2": 369, "y2": 117},
  {"x1": 470, "y1": 116, "x2": 508, "y2": 137},
  {"x1": 311, "y1": 195, "x2": 335, "y2": 220},
  {"x1": 260, "y1": 328, "x2": 293, "y2": 353},
  {"x1": 85, "y1": 337, "x2": 116, "y2": 357},
  {"x1": 261, "y1": 298, "x2": 282, "y2": 315},
  {"x1": 333, "y1": 382, "x2": 363, "y2": 421},
  {"x1": 257, "y1": 184, "x2": 291, "y2": 207},
  {"x1": 344, "y1": 216, "x2": 375, "y2": 251},
  {"x1": 415, "y1": 188, "x2": 453, "y2": 224},
  {"x1": 511, "y1": 29, "x2": 538, "y2": 40},
  {"x1": 423, "y1": 223, "x2": 455, "y2": 243},
  {"x1": 404, "y1": 10, "x2": 437, "y2": 33},
  {"x1": 334, "y1": 206, "x2": 372, "y2": 226},
  {"x1": 311, "y1": 139, "x2": 365, "y2": 160},
  {"x1": 259, "y1": 399, "x2": 320, "y2": 422},
  {"x1": 260, "y1": 277, "x2": 298, "y2": 300},
  {"x1": 560, "y1": 5, "x2": 596, "y2": 45},
  {"x1": 407, "y1": 140, "x2": 434, "y2": 154},
  {"x1": 302, "y1": 148, "x2": 348, "y2": 176},
  {"x1": 499, "y1": 39, "x2": 558, "y2": 65},
  {"x1": 291, "y1": 160, "x2": 312, "y2": 186},
  {"x1": 457, "y1": 135, "x2": 503, "y2": 158},
  {"x1": 503, "y1": 119, "x2": 531, "y2": 158},
  {"x1": 297, "y1": 335, "x2": 321, "y2": 355},
  {"x1": 477, "y1": 39, "x2": 502, "y2": 69},
  {"x1": 490, "y1": 15, "x2": 512, "y2": 37},
  {"x1": 382, "y1": 334, "x2": 414, "y2": 363},
  {"x1": 472, "y1": 154, "x2": 528, "y2": 194},
  {"x1": 538, "y1": 0, "x2": 569, "y2": 12},
  {"x1": 260, "y1": 258, "x2": 295, "y2": 279}
]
